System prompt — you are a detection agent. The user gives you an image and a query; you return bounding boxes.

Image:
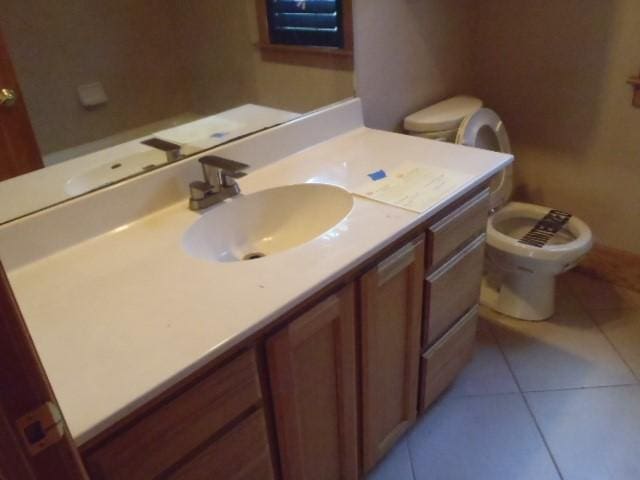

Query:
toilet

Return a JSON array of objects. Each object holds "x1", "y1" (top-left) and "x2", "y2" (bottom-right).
[{"x1": 404, "y1": 96, "x2": 593, "y2": 321}]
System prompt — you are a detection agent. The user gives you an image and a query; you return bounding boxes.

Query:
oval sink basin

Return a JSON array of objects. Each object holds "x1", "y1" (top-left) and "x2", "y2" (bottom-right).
[{"x1": 183, "y1": 184, "x2": 354, "y2": 262}]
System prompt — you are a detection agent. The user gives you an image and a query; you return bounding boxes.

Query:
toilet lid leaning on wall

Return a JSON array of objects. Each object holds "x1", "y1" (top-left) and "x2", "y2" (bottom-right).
[{"x1": 456, "y1": 108, "x2": 514, "y2": 211}]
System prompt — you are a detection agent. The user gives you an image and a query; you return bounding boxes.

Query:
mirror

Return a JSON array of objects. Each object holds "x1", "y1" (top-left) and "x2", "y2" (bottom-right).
[{"x1": 0, "y1": 0, "x2": 354, "y2": 224}]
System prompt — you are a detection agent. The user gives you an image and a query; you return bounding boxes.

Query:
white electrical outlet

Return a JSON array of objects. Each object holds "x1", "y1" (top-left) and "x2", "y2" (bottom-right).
[{"x1": 77, "y1": 82, "x2": 108, "y2": 108}]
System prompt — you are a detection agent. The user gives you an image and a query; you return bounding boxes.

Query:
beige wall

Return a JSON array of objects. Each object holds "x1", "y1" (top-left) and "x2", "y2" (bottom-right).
[
  {"x1": 177, "y1": 0, "x2": 258, "y2": 116},
  {"x1": 471, "y1": 0, "x2": 640, "y2": 254},
  {"x1": 177, "y1": 0, "x2": 354, "y2": 115},
  {"x1": 246, "y1": 0, "x2": 354, "y2": 114},
  {"x1": 1, "y1": 1, "x2": 191, "y2": 154},
  {"x1": 353, "y1": 0, "x2": 474, "y2": 131}
]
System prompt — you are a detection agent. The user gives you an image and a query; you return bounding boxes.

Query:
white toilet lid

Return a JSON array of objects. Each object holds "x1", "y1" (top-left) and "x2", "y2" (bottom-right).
[{"x1": 457, "y1": 108, "x2": 513, "y2": 210}]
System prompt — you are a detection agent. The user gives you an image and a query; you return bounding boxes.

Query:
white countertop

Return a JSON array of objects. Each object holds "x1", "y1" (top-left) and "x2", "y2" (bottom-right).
[{"x1": 7, "y1": 126, "x2": 511, "y2": 444}]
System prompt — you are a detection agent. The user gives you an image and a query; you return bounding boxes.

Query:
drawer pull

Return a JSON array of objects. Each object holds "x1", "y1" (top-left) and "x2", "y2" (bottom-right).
[{"x1": 427, "y1": 234, "x2": 486, "y2": 283}]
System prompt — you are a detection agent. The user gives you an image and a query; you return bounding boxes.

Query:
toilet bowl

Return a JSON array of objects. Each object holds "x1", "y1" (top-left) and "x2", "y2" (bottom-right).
[{"x1": 405, "y1": 98, "x2": 593, "y2": 321}]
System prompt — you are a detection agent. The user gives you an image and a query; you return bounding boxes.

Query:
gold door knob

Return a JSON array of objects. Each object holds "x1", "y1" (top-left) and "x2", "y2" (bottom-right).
[{"x1": 0, "y1": 88, "x2": 18, "y2": 107}]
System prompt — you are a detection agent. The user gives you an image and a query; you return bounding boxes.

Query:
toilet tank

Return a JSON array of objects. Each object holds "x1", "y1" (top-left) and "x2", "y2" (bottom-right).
[{"x1": 404, "y1": 96, "x2": 483, "y2": 136}]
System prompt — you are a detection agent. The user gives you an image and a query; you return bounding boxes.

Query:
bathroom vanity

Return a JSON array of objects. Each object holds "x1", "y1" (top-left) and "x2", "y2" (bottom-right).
[{"x1": 0, "y1": 99, "x2": 511, "y2": 479}]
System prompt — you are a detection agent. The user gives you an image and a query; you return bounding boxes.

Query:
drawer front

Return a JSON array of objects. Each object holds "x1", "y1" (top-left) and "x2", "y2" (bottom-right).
[
  {"x1": 167, "y1": 409, "x2": 275, "y2": 480},
  {"x1": 427, "y1": 189, "x2": 489, "y2": 270},
  {"x1": 423, "y1": 234, "x2": 485, "y2": 348},
  {"x1": 86, "y1": 349, "x2": 262, "y2": 480},
  {"x1": 419, "y1": 306, "x2": 478, "y2": 412}
]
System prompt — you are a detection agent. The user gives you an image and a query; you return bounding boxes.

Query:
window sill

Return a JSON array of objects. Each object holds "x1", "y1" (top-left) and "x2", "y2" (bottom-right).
[{"x1": 256, "y1": 43, "x2": 354, "y2": 70}]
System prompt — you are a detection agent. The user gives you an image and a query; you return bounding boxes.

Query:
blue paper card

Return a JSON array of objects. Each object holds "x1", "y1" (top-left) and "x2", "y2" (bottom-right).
[{"x1": 368, "y1": 170, "x2": 387, "y2": 181}]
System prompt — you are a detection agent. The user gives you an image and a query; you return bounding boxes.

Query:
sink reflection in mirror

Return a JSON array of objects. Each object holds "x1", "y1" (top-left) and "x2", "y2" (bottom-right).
[
  {"x1": 183, "y1": 184, "x2": 354, "y2": 263},
  {"x1": 64, "y1": 151, "x2": 166, "y2": 196}
]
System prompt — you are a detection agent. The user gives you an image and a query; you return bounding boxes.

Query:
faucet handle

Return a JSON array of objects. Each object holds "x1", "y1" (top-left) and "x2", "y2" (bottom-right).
[
  {"x1": 198, "y1": 155, "x2": 249, "y2": 172},
  {"x1": 198, "y1": 155, "x2": 249, "y2": 189},
  {"x1": 141, "y1": 138, "x2": 183, "y2": 162},
  {"x1": 220, "y1": 170, "x2": 247, "y2": 188}
]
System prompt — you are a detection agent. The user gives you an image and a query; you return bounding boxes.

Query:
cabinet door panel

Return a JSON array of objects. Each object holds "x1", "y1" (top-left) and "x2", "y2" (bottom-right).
[
  {"x1": 166, "y1": 409, "x2": 274, "y2": 480},
  {"x1": 360, "y1": 235, "x2": 425, "y2": 472},
  {"x1": 267, "y1": 284, "x2": 358, "y2": 480}
]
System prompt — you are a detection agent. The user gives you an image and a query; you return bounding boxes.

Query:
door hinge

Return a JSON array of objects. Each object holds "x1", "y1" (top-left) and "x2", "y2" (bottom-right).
[{"x1": 16, "y1": 401, "x2": 66, "y2": 456}]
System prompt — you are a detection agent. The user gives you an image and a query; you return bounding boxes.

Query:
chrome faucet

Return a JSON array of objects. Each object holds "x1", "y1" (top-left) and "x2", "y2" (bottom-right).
[
  {"x1": 141, "y1": 138, "x2": 184, "y2": 163},
  {"x1": 189, "y1": 155, "x2": 249, "y2": 211}
]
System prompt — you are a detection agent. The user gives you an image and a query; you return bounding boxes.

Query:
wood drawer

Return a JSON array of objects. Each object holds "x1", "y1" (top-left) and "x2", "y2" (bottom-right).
[
  {"x1": 85, "y1": 349, "x2": 262, "y2": 480},
  {"x1": 427, "y1": 189, "x2": 489, "y2": 270},
  {"x1": 166, "y1": 409, "x2": 275, "y2": 480},
  {"x1": 423, "y1": 234, "x2": 485, "y2": 348},
  {"x1": 419, "y1": 306, "x2": 478, "y2": 412}
]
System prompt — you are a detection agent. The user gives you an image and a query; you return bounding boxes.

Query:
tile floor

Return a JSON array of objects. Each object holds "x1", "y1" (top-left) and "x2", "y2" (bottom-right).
[{"x1": 367, "y1": 272, "x2": 640, "y2": 480}]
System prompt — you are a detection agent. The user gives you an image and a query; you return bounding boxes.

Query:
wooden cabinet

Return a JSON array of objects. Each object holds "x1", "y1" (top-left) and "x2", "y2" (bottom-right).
[
  {"x1": 420, "y1": 306, "x2": 478, "y2": 411},
  {"x1": 166, "y1": 409, "x2": 274, "y2": 480},
  {"x1": 416, "y1": 189, "x2": 490, "y2": 415},
  {"x1": 266, "y1": 284, "x2": 358, "y2": 480},
  {"x1": 84, "y1": 349, "x2": 273, "y2": 480},
  {"x1": 79, "y1": 187, "x2": 491, "y2": 478},
  {"x1": 360, "y1": 235, "x2": 425, "y2": 472},
  {"x1": 423, "y1": 234, "x2": 485, "y2": 347},
  {"x1": 426, "y1": 189, "x2": 489, "y2": 269}
]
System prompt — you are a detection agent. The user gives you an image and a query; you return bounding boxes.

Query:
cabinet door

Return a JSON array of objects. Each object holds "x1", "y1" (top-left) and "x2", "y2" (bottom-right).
[
  {"x1": 360, "y1": 235, "x2": 425, "y2": 471},
  {"x1": 267, "y1": 284, "x2": 358, "y2": 480}
]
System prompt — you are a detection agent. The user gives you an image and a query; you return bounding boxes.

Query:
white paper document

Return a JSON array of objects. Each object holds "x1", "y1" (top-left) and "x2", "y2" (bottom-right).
[{"x1": 352, "y1": 163, "x2": 474, "y2": 213}]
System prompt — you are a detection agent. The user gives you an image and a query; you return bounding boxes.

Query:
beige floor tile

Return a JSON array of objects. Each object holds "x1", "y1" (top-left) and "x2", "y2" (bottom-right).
[
  {"x1": 366, "y1": 439, "x2": 414, "y2": 480},
  {"x1": 487, "y1": 308, "x2": 636, "y2": 391},
  {"x1": 408, "y1": 394, "x2": 560, "y2": 480},
  {"x1": 565, "y1": 272, "x2": 640, "y2": 310},
  {"x1": 526, "y1": 385, "x2": 640, "y2": 480},
  {"x1": 591, "y1": 309, "x2": 640, "y2": 378},
  {"x1": 446, "y1": 321, "x2": 519, "y2": 397}
]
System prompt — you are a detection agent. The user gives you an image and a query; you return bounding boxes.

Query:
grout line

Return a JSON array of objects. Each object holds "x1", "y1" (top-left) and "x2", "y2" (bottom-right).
[
  {"x1": 405, "y1": 439, "x2": 418, "y2": 480},
  {"x1": 446, "y1": 389, "x2": 521, "y2": 399},
  {"x1": 488, "y1": 320, "x2": 566, "y2": 480},
  {"x1": 522, "y1": 382, "x2": 639, "y2": 394},
  {"x1": 520, "y1": 394, "x2": 565, "y2": 480},
  {"x1": 565, "y1": 272, "x2": 640, "y2": 382},
  {"x1": 585, "y1": 309, "x2": 640, "y2": 384}
]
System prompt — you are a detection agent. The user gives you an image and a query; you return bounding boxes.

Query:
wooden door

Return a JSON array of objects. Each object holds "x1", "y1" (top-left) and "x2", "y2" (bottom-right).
[
  {"x1": 267, "y1": 283, "x2": 358, "y2": 480},
  {"x1": 360, "y1": 235, "x2": 425, "y2": 472},
  {"x1": 0, "y1": 26, "x2": 42, "y2": 182},
  {"x1": 0, "y1": 261, "x2": 88, "y2": 479}
]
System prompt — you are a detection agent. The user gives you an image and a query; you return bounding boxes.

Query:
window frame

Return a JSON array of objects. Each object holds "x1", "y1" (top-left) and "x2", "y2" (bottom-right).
[{"x1": 254, "y1": 0, "x2": 353, "y2": 69}]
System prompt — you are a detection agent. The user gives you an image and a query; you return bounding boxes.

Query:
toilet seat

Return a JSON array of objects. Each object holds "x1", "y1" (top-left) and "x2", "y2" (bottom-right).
[
  {"x1": 487, "y1": 202, "x2": 592, "y2": 263},
  {"x1": 456, "y1": 108, "x2": 512, "y2": 154},
  {"x1": 457, "y1": 108, "x2": 513, "y2": 211}
]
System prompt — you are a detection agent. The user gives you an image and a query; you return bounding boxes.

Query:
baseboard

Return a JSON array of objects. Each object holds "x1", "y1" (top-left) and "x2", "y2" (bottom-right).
[{"x1": 575, "y1": 243, "x2": 640, "y2": 293}]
